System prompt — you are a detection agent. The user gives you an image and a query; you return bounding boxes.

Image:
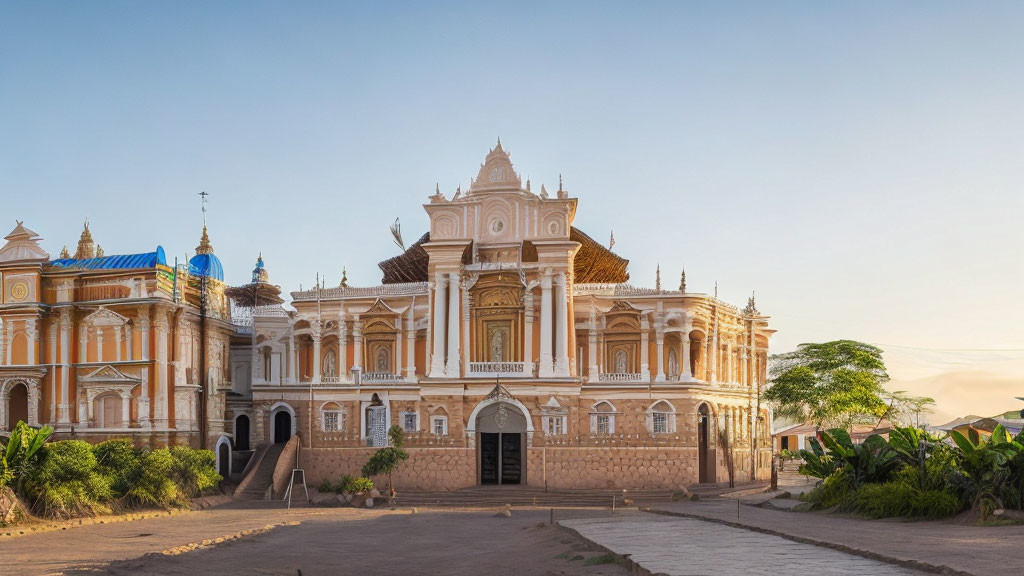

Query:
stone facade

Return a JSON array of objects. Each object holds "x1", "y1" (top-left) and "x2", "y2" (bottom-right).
[{"x1": 232, "y1": 142, "x2": 775, "y2": 490}]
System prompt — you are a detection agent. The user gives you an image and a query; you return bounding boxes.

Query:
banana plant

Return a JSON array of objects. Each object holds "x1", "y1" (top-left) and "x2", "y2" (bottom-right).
[
  {"x1": 950, "y1": 424, "x2": 1024, "y2": 515},
  {"x1": 819, "y1": 428, "x2": 901, "y2": 488},
  {"x1": 2, "y1": 421, "x2": 53, "y2": 494},
  {"x1": 798, "y1": 435, "x2": 838, "y2": 479}
]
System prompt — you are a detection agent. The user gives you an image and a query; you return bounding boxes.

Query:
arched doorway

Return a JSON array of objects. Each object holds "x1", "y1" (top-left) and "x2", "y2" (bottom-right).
[
  {"x1": 698, "y1": 403, "x2": 716, "y2": 484},
  {"x1": 473, "y1": 400, "x2": 529, "y2": 485},
  {"x1": 273, "y1": 410, "x2": 292, "y2": 444},
  {"x1": 7, "y1": 382, "x2": 28, "y2": 428},
  {"x1": 218, "y1": 441, "x2": 230, "y2": 476},
  {"x1": 235, "y1": 414, "x2": 251, "y2": 451}
]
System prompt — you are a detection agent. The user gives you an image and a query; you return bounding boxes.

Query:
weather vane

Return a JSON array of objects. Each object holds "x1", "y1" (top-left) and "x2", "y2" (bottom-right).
[{"x1": 199, "y1": 191, "x2": 209, "y2": 225}]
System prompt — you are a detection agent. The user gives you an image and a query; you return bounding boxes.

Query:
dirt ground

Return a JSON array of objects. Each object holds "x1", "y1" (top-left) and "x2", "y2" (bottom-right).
[{"x1": 3, "y1": 506, "x2": 628, "y2": 576}]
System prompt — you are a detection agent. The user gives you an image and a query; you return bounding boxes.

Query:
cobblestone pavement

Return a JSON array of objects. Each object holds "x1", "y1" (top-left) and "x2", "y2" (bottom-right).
[{"x1": 560, "y1": 513, "x2": 927, "y2": 576}]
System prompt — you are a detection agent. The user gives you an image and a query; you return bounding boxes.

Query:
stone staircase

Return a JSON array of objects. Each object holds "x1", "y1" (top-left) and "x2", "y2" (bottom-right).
[{"x1": 233, "y1": 443, "x2": 286, "y2": 501}]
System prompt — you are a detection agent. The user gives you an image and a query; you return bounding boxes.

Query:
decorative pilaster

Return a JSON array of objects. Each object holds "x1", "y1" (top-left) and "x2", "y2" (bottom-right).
[
  {"x1": 654, "y1": 325, "x2": 666, "y2": 382},
  {"x1": 587, "y1": 310, "x2": 598, "y2": 383},
  {"x1": 58, "y1": 309, "x2": 71, "y2": 425},
  {"x1": 395, "y1": 315, "x2": 403, "y2": 376},
  {"x1": 429, "y1": 272, "x2": 447, "y2": 377},
  {"x1": 352, "y1": 318, "x2": 363, "y2": 370},
  {"x1": 154, "y1": 311, "x2": 169, "y2": 427},
  {"x1": 445, "y1": 272, "x2": 460, "y2": 378},
  {"x1": 538, "y1": 271, "x2": 554, "y2": 377},
  {"x1": 138, "y1": 308, "x2": 150, "y2": 360},
  {"x1": 405, "y1": 300, "x2": 416, "y2": 382},
  {"x1": 640, "y1": 318, "x2": 650, "y2": 381},
  {"x1": 554, "y1": 272, "x2": 570, "y2": 377},
  {"x1": 114, "y1": 325, "x2": 123, "y2": 362},
  {"x1": 338, "y1": 315, "x2": 348, "y2": 381},
  {"x1": 681, "y1": 324, "x2": 693, "y2": 381},
  {"x1": 125, "y1": 322, "x2": 133, "y2": 361},
  {"x1": 523, "y1": 291, "x2": 534, "y2": 376},
  {"x1": 311, "y1": 321, "x2": 322, "y2": 384},
  {"x1": 27, "y1": 319, "x2": 38, "y2": 365}
]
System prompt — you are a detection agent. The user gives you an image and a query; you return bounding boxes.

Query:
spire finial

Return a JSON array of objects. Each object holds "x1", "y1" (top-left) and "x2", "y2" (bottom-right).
[
  {"x1": 609, "y1": 230, "x2": 615, "y2": 250},
  {"x1": 743, "y1": 291, "x2": 759, "y2": 315},
  {"x1": 558, "y1": 173, "x2": 563, "y2": 192},
  {"x1": 60, "y1": 245, "x2": 70, "y2": 259},
  {"x1": 655, "y1": 264, "x2": 662, "y2": 291},
  {"x1": 74, "y1": 219, "x2": 96, "y2": 259},
  {"x1": 340, "y1": 266, "x2": 349, "y2": 288},
  {"x1": 679, "y1": 267, "x2": 686, "y2": 293},
  {"x1": 714, "y1": 281, "x2": 718, "y2": 299},
  {"x1": 199, "y1": 191, "x2": 209, "y2": 226},
  {"x1": 196, "y1": 225, "x2": 214, "y2": 255}
]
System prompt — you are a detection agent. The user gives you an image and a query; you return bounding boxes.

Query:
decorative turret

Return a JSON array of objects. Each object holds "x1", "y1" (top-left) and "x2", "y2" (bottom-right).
[
  {"x1": 74, "y1": 220, "x2": 96, "y2": 259},
  {"x1": 59, "y1": 246, "x2": 70, "y2": 259},
  {"x1": 470, "y1": 138, "x2": 522, "y2": 192},
  {"x1": 195, "y1": 225, "x2": 214, "y2": 255},
  {"x1": 655, "y1": 264, "x2": 662, "y2": 291},
  {"x1": 188, "y1": 225, "x2": 223, "y2": 281},
  {"x1": 679, "y1": 268, "x2": 686, "y2": 293},
  {"x1": 95, "y1": 245, "x2": 104, "y2": 258},
  {"x1": 0, "y1": 221, "x2": 50, "y2": 264},
  {"x1": 252, "y1": 253, "x2": 269, "y2": 283},
  {"x1": 339, "y1": 267, "x2": 349, "y2": 288}
]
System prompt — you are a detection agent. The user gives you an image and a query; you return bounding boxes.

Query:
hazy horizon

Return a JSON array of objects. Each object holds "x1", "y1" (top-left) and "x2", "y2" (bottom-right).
[{"x1": 2, "y1": 2, "x2": 1021, "y2": 423}]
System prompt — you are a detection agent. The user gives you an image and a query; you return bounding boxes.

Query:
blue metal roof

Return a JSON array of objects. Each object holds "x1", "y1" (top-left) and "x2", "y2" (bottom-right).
[
  {"x1": 49, "y1": 246, "x2": 167, "y2": 271},
  {"x1": 188, "y1": 252, "x2": 224, "y2": 282}
]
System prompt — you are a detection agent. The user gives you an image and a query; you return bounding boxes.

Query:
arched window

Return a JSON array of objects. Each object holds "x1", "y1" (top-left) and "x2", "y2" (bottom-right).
[
  {"x1": 589, "y1": 401, "x2": 617, "y2": 435},
  {"x1": 646, "y1": 400, "x2": 676, "y2": 435},
  {"x1": 321, "y1": 401, "x2": 344, "y2": 432},
  {"x1": 430, "y1": 410, "x2": 449, "y2": 436}
]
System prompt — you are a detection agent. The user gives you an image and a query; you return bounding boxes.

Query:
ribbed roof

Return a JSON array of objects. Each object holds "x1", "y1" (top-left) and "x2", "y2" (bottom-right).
[
  {"x1": 189, "y1": 252, "x2": 224, "y2": 282},
  {"x1": 49, "y1": 246, "x2": 167, "y2": 271}
]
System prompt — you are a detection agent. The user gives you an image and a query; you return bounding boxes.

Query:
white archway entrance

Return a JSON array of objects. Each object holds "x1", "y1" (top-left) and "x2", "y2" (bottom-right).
[
  {"x1": 269, "y1": 402, "x2": 296, "y2": 444},
  {"x1": 467, "y1": 384, "x2": 532, "y2": 485}
]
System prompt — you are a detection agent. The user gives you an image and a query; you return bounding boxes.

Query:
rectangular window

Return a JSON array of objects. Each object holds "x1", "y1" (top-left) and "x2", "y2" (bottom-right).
[
  {"x1": 545, "y1": 416, "x2": 565, "y2": 436},
  {"x1": 653, "y1": 412, "x2": 668, "y2": 434},
  {"x1": 403, "y1": 412, "x2": 418, "y2": 432},
  {"x1": 432, "y1": 416, "x2": 448, "y2": 436},
  {"x1": 323, "y1": 412, "x2": 340, "y2": 432},
  {"x1": 596, "y1": 414, "x2": 611, "y2": 435}
]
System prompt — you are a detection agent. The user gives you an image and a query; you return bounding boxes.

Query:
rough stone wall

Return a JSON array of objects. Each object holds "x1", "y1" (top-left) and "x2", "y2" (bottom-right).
[
  {"x1": 526, "y1": 447, "x2": 699, "y2": 489},
  {"x1": 302, "y1": 447, "x2": 476, "y2": 491}
]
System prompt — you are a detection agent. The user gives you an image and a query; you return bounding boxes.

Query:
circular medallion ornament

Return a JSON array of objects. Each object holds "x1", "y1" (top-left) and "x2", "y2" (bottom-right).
[
  {"x1": 548, "y1": 221, "x2": 561, "y2": 236},
  {"x1": 10, "y1": 281, "x2": 29, "y2": 301},
  {"x1": 489, "y1": 218, "x2": 505, "y2": 235}
]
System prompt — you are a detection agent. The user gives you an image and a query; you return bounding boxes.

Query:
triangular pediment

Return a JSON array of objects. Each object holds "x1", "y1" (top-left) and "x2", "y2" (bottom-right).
[
  {"x1": 81, "y1": 365, "x2": 141, "y2": 383},
  {"x1": 363, "y1": 298, "x2": 399, "y2": 316},
  {"x1": 85, "y1": 306, "x2": 130, "y2": 327},
  {"x1": 470, "y1": 140, "x2": 523, "y2": 193},
  {"x1": 608, "y1": 301, "x2": 641, "y2": 314}
]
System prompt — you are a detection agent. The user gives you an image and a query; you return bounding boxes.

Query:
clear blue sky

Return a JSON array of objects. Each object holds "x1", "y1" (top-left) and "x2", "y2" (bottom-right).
[{"x1": 2, "y1": 2, "x2": 1022, "y2": 421}]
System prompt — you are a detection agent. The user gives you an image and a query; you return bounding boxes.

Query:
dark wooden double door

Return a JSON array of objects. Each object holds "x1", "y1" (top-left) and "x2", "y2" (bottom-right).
[{"x1": 480, "y1": 432, "x2": 522, "y2": 485}]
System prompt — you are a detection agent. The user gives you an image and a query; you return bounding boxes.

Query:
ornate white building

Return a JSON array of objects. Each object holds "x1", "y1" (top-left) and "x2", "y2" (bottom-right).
[{"x1": 231, "y1": 141, "x2": 774, "y2": 489}]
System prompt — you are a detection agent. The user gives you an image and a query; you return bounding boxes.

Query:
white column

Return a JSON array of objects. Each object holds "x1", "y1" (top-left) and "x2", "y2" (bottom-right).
[
  {"x1": 5, "y1": 321, "x2": 13, "y2": 364},
  {"x1": 48, "y1": 321, "x2": 57, "y2": 421},
  {"x1": 288, "y1": 332, "x2": 297, "y2": 383},
  {"x1": 460, "y1": 281, "x2": 470, "y2": 375},
  {"x1": 710, "y1": 328, "x2": 718, "y2": 382},
  {"x1": 740, "y1": 349, "x2": 748, "y2": 386},
  {"x1": 538, "y1": 271, "x2": 554, "y2": 377},
  {"x1": 96, "y1": 326, "x2": 103, "y2": 364},
  {"x1": 405, "y1": 301, "x2": 416, "y2": 382},
  {"x1": 446, "y1": 272, "x2": 460, "y2": 378},
  {"x1": 522, "y1": 292, "x2": 534, "y2": 376},
  {"x1": 48, "y1": 322, "x2": 57, "y2": 366},
  {"x1": 352, "y1": 319, "x2": 363, "y2": 370},
  {"x1": 0, "y1": 319, "x2": 5, "y2": 365},
  {"x1": 554, "y1": 272, "x2": 570, "y2": 377},
  {"x1": 681, "y1": 327, "x2": 693, "y2": 380},
  {"x1": 587, "y1": 311, "x2": 598, "y2": 383},
  {"x1": 125, "y1": 323, "x2": 133, "y2": 361},
  {"x1": 395, "y1": 315, "x2": 403, "y2": 376},
  {"x1": 338, "y1": 317, "x2": 348, "y2": 381},
  {"x1": 725, "y1": 343, "x2": 733, "y2": 383},
  {"x1": 154, "y1": 312, "x2": 169, "y2": 427},
  {"x1": 59, "y1": 310, "x2": 71, "y2": 425},
  {"x1": 429, "y1": 272, "x2": 447, "y2": 377},
  {"x1": 654, "y1": 327, "x2": 666, "y2": 382},
  {"x1": 115, "y1": 325, "x2": 123, "y2": 362},
  {"x1": 312, "y1": 327, "x2": 322, "y2": 384},
  {"x1": 139, "y1": 309, "x2": 150, "y2": 360},
  {"x1": 121, "y1": 394, "x2": 130, "y2": 427},
  {"x1": 640, "y1": 319, "x2": 650, "y2": 381}
]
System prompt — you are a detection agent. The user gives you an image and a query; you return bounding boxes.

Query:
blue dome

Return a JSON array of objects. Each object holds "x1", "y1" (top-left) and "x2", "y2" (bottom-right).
[{"x1": 189, "y1": 253, "x2": 224, "y2": 282}]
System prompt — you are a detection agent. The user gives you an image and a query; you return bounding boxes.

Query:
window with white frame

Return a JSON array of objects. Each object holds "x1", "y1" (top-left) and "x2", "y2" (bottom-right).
[
  {"x1": 400, "y1": 411, "x2": 419, "y2": 432},
  {"x1": 431, "y1": 415, "x2": 448, "y2": 435},
  {"x1": 647, "y1": 400, "x2": 676, "y2": 435},
  {"x1": 589, "y1": 401, "x2": 617, "y2": 435},
  {"x1": 322, "y1": 403, "x2": 344, "y2": 432},
  {"x1": 543, "y1": 415, "x2": 566, "y2": 436}
]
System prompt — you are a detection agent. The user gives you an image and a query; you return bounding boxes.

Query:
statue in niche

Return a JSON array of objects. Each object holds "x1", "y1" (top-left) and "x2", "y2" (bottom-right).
[
  {"x1": 615, "y1": 350, "x2": 628, "y2": 374},
  {"x1": 668, "y1": 349, "x2": 678, "y2": 378},
  {"x1": 490, "y1": 330, "x2": 504, "y2": 363},
  {"x1": 323, "y1": 351, "x2": 336, "y2": 377},
  {"x1": 376, "y1": 348, "x2": 389, "y2": 372}
]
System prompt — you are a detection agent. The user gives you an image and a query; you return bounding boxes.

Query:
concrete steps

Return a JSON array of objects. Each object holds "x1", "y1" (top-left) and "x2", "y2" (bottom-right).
[{"x1": 234, "y1": 443, "x2": 286, "y2": 500}]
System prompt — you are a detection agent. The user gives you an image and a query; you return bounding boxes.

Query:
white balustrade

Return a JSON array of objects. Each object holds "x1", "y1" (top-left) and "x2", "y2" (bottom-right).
[
  {"x1": 598, "y1": 372, "x2": 645, "y2": 383},
  {"x1": 467, "y1": 362, "x2": 529, "y2": 378}
]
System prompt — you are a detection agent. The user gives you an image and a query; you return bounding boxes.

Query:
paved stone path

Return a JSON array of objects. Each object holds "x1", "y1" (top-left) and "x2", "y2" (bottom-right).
[{"x1": 560, "y1": 513, "x2": 926, "y2": 576}]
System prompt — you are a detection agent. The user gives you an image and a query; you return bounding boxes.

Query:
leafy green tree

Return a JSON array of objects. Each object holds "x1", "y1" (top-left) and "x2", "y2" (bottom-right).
[
  {"x1": 362, "y1": 425, "x2": 409, "y2": 503},
  {"x1": 765, "y1": 340, "x2": 889, "y2": 429}
]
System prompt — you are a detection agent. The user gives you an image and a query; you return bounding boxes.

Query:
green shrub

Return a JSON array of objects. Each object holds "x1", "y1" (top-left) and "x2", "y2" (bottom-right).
[
  {"x1": 318, "y1": 479, "x2": 335, "y2": 493},
  {"x1": 168, "y1": 446, "x2": 221, "y2": 498},
  {"x1": 27, "y1": 440, "x2": 111, "y2": 518},
  {"x1": 3, "y1": 421, "x2": 53, "y2": 494},
  {"x1": 802, "y1": 469, "x2": 853, "y2": 509},
  {"x1": 130, "y1": 448, "x2": 179, "y2": 507},
  {"x1": 909, "y1": 489, "x2": 962, "y2": 519},
  {"x1": 344, "y1": 476, "x2": 374, "y2": 494},
  {"x1": 93, "y1": 439, "x2": 143, "y2": 498}
]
